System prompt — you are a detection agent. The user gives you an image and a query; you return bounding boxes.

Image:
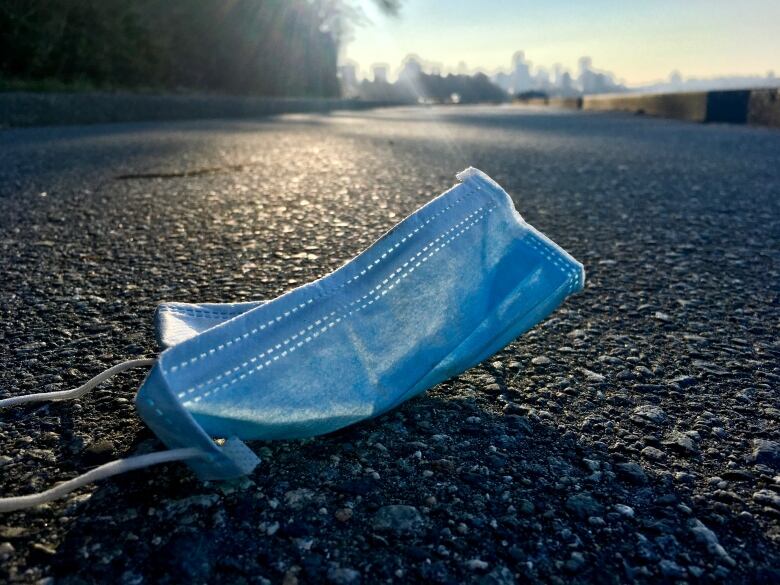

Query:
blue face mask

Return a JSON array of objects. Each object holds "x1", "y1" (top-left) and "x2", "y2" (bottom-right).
[{"x1": 0, "y1": 167, "x2": 584, "y2": 511}]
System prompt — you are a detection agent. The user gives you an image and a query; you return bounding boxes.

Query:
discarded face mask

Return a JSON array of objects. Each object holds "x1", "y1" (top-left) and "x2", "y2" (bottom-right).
[{"x1": 0, "y1": 167, "x2": 584, "y2": 512}]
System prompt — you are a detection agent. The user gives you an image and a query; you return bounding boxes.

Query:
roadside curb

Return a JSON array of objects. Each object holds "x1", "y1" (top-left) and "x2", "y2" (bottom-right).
[{"x1": 0, "y1": 92, "x2": 404, "y2": 128}]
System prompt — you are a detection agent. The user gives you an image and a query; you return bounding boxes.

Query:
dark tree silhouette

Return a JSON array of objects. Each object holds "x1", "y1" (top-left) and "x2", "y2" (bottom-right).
[{"x1": 0, "y1": 0, "x2": 388, "y2": 97}]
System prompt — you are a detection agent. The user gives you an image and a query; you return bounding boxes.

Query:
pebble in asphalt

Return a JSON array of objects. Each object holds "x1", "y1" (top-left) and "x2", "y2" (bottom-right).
[{"x1": 0, "y1": 106, "x2": 779, "y2": 584}]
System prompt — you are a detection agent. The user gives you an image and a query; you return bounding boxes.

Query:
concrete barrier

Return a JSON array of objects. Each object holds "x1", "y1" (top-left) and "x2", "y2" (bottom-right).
[
  {"x1": 748, "y1": 88, "x2": 780, "y2": 127},
  {"x1": 518, "y1": 88, "x2": 779, "y2": 128},
  {"x1": 0, "y1": 92, "x2": 405, "y2": 128},
  {"x1": 548, "y1": 97, "x2": 583, "y2": 109},
  {"x1": 581, "y1": 89, "x2": 779, "y2": 128},
  {"x1": 706, "y1": 90, "x2": 751, "y2": 123},
  {"x1": 583, "y1": 92, "x2": 709, "y2": 122},
  {"x1": 516, "y1": 97, "x2": 548, "y2": 107},
  {"x1": 513, "y1": 96, "x2": 581, "y2": 109}
]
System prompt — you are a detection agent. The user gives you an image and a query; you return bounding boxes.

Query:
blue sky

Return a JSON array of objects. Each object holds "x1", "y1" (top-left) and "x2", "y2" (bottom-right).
[{"x1": 343, "y1": 0, "x2": 780, "y2": 85}]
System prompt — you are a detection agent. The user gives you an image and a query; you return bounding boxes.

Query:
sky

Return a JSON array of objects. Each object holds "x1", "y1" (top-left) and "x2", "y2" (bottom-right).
[{"x1": 342, "y1": 0, "x2": 780, "y2": 85}]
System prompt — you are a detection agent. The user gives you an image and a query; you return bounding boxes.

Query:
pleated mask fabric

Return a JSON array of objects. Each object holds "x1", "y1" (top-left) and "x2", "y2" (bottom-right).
[{"x1": 135, "y1": 167, "x2": 585, "y2": 480}]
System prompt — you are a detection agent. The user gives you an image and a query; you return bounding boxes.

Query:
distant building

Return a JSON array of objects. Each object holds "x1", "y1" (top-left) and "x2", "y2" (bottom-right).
[
  {"x1": 492, "y1": 71, "x2": 511, "y2": 93},
  {"x1": 552, "y1": 63, "x2": 564, "y2": 87},
  {"x1": 372, "y1": 64, "x2": 389, "y2": 84},
  {"x1": 399, "y1": 55, "x2": 423, "y2": 85},
  {"x1": 535, "y1": 67, "x2": 550, "y2": 90},
  {"x1": 338, "y1": 62, "x2": 358, "y2": 96},
  {"x1": 578, "y1": 56, "x2": 622, "y2": 95},
  {"x1": 510, "y1": 51, "x2": 533, "y2": 94},
  {"x1": 577, "y1": 57, "x2": 595, "y2": 93},
  {"x1": 559, "y1": 71, "x2": 575, "y2": 96}
]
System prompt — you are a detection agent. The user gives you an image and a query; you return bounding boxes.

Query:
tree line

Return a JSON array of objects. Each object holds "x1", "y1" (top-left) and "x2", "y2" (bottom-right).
[{"x1": 0, "y1": 0, "x2": 342, "y2": 96}]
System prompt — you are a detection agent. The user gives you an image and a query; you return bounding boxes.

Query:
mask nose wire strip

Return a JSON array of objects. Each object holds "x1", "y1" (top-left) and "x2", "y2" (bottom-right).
[
  {"x1": 0, "y1": 358, "x2": 156, "y2": 408},
  {"x1": 0, "y1": 447, "x2": 206, "y2": 513}
]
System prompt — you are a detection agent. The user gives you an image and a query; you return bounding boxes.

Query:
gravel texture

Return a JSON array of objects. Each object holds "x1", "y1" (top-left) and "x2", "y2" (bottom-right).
[{"x1": 0, "y1": 106, "x2": 779, "y2": 584}]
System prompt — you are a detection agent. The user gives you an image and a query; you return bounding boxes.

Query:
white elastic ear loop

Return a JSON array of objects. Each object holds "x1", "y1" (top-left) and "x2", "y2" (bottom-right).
[
  {"x1": 0, "y1": 448, "x2": 205, "y2": 513},
  {"x1": 0, "y1": 357, "x2": 156, "y2": 408},
  {"x1": 0, "y1": 357, "x2": 206, "y2": 513}
]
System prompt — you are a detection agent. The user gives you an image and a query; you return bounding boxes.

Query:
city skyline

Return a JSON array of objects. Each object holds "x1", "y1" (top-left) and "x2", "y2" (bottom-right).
[
  {"x1": 340, "y1": 50, "x2": 778, "y2": 99},
  {"x1": 343, "y1": 0, "x2": 780, "y2": 87},
  {"x1": 339, "y1": 51, "x2": 627, "y2": 100}
]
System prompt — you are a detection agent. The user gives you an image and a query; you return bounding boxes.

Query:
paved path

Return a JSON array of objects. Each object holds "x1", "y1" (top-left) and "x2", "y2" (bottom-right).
[{"x1": 1, "y1": 107, "x2": 779, "y2": 583}]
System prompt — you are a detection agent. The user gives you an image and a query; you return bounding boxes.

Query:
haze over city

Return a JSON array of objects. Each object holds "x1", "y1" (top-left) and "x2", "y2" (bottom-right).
[{"x1": 342, "y1": 0, "x2": 780, "y2": 90}]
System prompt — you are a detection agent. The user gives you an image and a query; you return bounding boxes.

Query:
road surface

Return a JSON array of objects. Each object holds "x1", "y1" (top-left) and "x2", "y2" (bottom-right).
[{"x1": 1, "y1": 106, "x2": 779, "y2": 584}]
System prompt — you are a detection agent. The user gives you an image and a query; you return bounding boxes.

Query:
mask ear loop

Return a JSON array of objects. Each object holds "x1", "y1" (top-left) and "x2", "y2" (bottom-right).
[
  {"x1": 0, "y1": 358, "x2": 207, "y2": 513},
  {"x1": 0, "y1": 447, "x2": 204, "y2": 513},
  {"x1": 0, "y1": 358, "x2": 156, "y2": 408}
]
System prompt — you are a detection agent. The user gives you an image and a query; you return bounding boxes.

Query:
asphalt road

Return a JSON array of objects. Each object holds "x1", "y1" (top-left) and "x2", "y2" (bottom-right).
[{"x1": 1, "y1": 106, "x2": 779, "y2": 584}]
